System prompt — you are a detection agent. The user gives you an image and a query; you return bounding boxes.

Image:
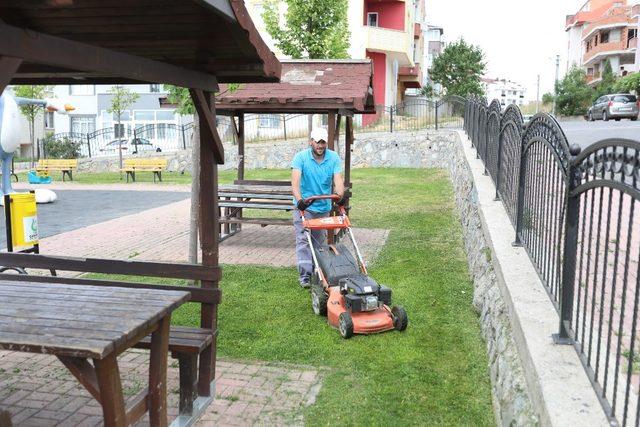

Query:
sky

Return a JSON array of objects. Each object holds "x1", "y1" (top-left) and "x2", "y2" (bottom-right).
[{"x1": 426, "y1": 0, "x2": 587, "y2": 101}]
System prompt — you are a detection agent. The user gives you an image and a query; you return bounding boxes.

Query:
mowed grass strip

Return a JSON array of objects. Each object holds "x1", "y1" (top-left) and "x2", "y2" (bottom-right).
[{"x1": 86, "y1": 168, "x2": 493, "y2": 425}]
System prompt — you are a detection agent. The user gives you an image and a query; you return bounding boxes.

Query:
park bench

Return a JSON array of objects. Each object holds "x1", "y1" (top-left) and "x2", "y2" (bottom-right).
[
  {"x1": 122, "y1": 158, "x2": 168, "y2": 183},
  {"x1": 35, "y1": 158, "x2": 78, "y2": 181},
  {"x1": 0, "y1": 253, "x2": 220, "y2": 420}
]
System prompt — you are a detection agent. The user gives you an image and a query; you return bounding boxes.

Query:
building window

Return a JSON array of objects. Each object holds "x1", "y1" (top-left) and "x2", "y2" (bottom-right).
[
  {"x1": 69, "y1": 85, "x2": 95, "y2": 96},
  {"x1": 44, "y1": 111, "x2": 54, "y2": 129},
  {"x1": 629, "y1": 28, "x2": 638, "y2": 39},
  {"x1": 600, "y1": 30, "x2": 610, "y2": 43},
  {"x1": 501, "y1": 91, "x2": 506, "y2": 97},
  {"x1": 367, "y1": 12, "x2": 378, "y2": 27},
  {"x1": 149, "y1": 84, "x2": 160, "y2": 93},
  {"x1": 114, "y1": 123, "x2": 126, "y2": 138},
  {"x1": 70, "y1": 115, "x2": 96, "y2": 135},
  {"x1": 259, "y1": 114, "x2": 280, "y2": 128}
]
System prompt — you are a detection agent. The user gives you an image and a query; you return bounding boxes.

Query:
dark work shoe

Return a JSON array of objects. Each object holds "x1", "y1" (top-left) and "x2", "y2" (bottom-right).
[{"x1": 299, "y1": 279, "x2": 310, "y2": 289}]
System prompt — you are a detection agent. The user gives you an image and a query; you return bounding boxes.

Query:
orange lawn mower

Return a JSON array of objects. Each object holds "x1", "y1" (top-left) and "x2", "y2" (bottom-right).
[{"x1": 301, "y1": 195, "x2": 408, "y2": 339}]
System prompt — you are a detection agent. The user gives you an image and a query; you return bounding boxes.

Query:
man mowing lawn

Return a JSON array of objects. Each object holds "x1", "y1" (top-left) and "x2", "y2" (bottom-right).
[{"x1": 291, "y1": 127, "x2": 345, "y2": 288}]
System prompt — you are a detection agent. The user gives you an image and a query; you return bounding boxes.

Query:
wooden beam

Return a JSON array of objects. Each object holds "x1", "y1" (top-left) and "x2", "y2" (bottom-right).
[
  {"x1": 196, "y1": 90, "x2": 220, "y2": 397},
  {"x1": 57, "y1": 356, "x2": 101, "y2": 402},
  {"x1": 0, "y1": 253, "x2": 221, "y2": 281},
  {"x1": 190, "y1": 89, "x2": 224, "y2": 164},
  {"x1": 0, "y1": 56, "x2": 21, "y2": 94},
  {"x1": 0, "y1": 23, "x2": 218, "y2": 91},
  {"x1": 327, "y1": 112, "x2": 336, "y2": 151},
  {"x1": 345, "y1": 116, "x2": 353, "y2": 188},
  {"x1": 0, "y1": 273, "x2": 221, "y2": 304},
  {"x1": 238, "y1": 113, "x2": 245, "y2": 181}
]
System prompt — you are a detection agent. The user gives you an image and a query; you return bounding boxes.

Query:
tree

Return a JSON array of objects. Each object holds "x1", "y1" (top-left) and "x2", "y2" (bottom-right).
[
  {"x1": 419, "y1": 83, "x2": 436, "y2": 99},
  {"x1": 429, "y1": 39, "x2": 486, "y2": 97},
  {"x1": 542, "y1": 92, "x2": 555, "y2": 105},
  {"x1": 614, "y1": 72, "x2": 640, "y2": 95},
  {"x1": 13, "y1": 85, "x2": 51, "y2": 164},
  {"x1": 594, "y1": 59, "x2": 617, "y2": 99},
  {"x1": 107, "y1": 86, "x2": 139, "y2": 175},
  {"x1": 262, "y1": 0, "x2": 350, "y2": 59},
  {"x1": 555, "y1": 66, "x2": 594, "y2": 116}
]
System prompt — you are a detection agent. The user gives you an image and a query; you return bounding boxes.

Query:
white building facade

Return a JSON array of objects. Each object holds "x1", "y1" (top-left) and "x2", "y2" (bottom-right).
[
  {"x1": 51, "y1": 84, "x2": 183, "y2": 136},
  {"x1": 482, "y1": 78, "x2": 527, "y2": 107}
]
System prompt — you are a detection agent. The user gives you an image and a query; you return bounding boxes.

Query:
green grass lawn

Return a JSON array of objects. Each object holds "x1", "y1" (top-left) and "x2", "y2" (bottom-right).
[{"x1": 87, "y1": 168, "x2": 493, "y2": 425}]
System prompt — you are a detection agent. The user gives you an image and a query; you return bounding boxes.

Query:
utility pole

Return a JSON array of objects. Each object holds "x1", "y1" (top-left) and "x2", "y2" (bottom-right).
[
  {"x1": 536, "y1": 74, "x2": 540, "y2": 113},
  {"x1": 552, "y1": 54, "x2": 560, "y2": 116}
]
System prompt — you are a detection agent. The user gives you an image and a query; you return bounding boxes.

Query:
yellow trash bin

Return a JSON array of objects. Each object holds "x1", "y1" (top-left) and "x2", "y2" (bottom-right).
[{"x1": 7, "y1": 193, "x2": 38, "y2": 248}]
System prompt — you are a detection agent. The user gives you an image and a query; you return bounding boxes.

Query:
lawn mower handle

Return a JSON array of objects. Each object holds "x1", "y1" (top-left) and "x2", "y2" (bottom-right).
[
  {"x1": 303, "y1": 194, "x2": 341, "y2": 204},
  {"x1": 301, "y1": 194, "x2": 347, "y2": 215}
]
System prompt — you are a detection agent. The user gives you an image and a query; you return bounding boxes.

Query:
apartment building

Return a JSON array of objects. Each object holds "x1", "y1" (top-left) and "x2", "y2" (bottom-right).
[
  {"x1": 246, "y1": 0, "x2": 425, "y2": 108},
  {"x1": 51, "y1": 84, "x2": 182, "y2": 136},
  {"x1": 481, "y1": 78, "x2": 526, "y2": 107},
  {"x1": 423, "y1": 25, "x2": 445, "y2": 91},
  {"x1": 566, "y1": 0, "x2": 639, "y2": 85}
]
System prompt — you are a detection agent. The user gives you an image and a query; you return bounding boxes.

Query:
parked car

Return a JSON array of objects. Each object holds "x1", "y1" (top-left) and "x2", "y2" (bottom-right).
[
  {"x1": 587, "y1": 94, "x2": 639, "y2": 122},
  {"x1": 99, "y1": 138, "x2": 162, "y2": 154}
]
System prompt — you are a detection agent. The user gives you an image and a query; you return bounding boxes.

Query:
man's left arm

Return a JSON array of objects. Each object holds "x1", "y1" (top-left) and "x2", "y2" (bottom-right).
[
  {"x1": 332, "y1": 154, "x2": 344, "y2": 198},
  {"x1": 333, "y1": 172, "x2": 344, "y2": 198}
]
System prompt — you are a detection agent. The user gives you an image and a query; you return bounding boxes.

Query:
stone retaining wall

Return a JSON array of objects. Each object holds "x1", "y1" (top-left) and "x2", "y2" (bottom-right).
[
  {"x1": 74, "y1": 130, "x2": 462, "y2": 173},
  {"x1": 437, "y1": 132, "x2": 538, "y2": 425}
]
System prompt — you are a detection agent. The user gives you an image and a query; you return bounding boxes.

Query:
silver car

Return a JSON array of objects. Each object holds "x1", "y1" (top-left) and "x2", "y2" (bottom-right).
[{"x1": 587, "y1": 94, "x2": 639, "y2": 122}]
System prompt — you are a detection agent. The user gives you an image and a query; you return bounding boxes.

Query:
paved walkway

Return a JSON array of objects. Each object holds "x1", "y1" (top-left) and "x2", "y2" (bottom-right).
[
  {"x1": 1, "y1": 184, "x2": 389, "y2": 425},
  {"x1": 0, "y1": 350, "x2": 323, "y2": 426}
]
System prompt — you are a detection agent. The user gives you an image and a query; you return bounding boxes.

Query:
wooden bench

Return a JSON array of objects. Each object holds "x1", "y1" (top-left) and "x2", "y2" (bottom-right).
[
  {"x1": 0, "y1": 253, "x2": 221, "y2": 421},
  {"x1": 121, "y1": 158, "x2": 168, "y2": 183},
  {"x1": 35, "y1": 159, "x2": 78, "y2": 181}
]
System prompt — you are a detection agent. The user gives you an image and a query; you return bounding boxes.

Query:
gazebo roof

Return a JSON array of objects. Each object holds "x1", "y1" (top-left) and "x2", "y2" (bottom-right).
[
  {"x1": 215, "y1": 59, "x2": 375, "y2": 114},
  {"x1": 0, "y1": 0, "x2": 281, "y2": 89}
]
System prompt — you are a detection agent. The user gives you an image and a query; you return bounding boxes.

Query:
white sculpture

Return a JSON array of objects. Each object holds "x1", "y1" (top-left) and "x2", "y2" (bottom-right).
[{"x1": 0, "y1": 92, "x2": 74, "y2": 203}]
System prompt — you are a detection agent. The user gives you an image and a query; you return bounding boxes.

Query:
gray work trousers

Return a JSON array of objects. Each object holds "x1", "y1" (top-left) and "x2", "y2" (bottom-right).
[{"x1": 293, "y1": 209, "x2": 329, "y2": 283}]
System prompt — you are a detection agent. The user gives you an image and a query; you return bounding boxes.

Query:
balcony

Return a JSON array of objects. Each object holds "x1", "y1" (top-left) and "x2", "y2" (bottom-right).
[
  {"x1": 364, "y1": 25, "x2": 413, "y2": 65},
  {"x1": 398, "y1": 64, "x2": 421, "y2": 88},
  {"x1": 583, "y1": 39, "x2": 634, "y2": 64},
  {"x1": 586, "y1": 71, "x2": 601, "y2": 85}
]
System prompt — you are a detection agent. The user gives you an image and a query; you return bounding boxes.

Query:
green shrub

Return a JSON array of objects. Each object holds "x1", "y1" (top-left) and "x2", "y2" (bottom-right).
[
  {"x1": 43, "y1": 135, "x2": 80, "y2": 159},
  {"x1": 614, "y1": 73, "x2": 640, "y2": 95}
]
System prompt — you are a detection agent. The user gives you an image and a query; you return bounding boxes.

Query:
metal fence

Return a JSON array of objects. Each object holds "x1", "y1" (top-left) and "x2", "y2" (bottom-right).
[
  {"x1": 355, "y1": 95, "x2": 465, "y2": 133},
  {"x1": 465, "y1": 97, "x2": 640, "y2": 425}
]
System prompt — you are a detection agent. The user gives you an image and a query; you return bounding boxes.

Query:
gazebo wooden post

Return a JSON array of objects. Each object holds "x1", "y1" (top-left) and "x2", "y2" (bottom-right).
[
  {"x1": 327, "y1": 111, "x2": 336, "y2": 151},
  {"x1": 237, "y1": 112, "x2": 245, "y2": 230},
  {"x1": 345, "y1": 116, "x2": 353, "y2": 218},
  {"x1": 345, "y1": 116, "x2": 353, "y2": 189},
  {"x1": 190, "y1": 89, "x2": 221, "y2": 398},
  {"x1": 237, "y1": 113, "x2": 245, "y2": 181},
  {"x1": 334, "y1": 113, "x2": 342, "y2": 154}
]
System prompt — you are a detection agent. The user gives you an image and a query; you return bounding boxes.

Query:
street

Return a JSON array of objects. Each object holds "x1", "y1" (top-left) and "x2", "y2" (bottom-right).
[{"x1": 558, "y1": 119, "x2": 640, "y2": 150}]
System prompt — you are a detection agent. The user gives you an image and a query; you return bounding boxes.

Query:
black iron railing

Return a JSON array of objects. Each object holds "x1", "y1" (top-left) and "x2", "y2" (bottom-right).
[{"x1": 464, "y1": 97, "x2": 640, "y2": 425}]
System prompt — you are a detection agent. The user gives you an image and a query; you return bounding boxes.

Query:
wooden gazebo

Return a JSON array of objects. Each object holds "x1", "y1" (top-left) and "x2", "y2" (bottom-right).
[
  {"x1": 214, "y1": 59, "x2": 375, "y2": 239},
  {"x1": 0, "y1": 1, "x2": 279, "y2": 425}
]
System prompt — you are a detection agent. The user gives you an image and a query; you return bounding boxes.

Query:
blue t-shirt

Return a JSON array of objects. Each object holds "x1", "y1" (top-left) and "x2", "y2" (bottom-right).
[{"x1": 291, "y1": 148, "x2": 342, "y2": 213}]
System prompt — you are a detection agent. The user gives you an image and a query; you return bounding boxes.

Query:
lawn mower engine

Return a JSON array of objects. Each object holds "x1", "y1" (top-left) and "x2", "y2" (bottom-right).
[{"x1": 340, "y1": 275, "x2": 392, "y2": 313}]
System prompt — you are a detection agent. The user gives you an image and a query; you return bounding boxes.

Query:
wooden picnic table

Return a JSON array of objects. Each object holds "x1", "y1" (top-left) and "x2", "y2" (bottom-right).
[
  {"x1": 217, "y1": 182, "x2": 352, "y2": 242},
  {"x1": 0, "y1": 280, "x2": 190, "y2": 426}
]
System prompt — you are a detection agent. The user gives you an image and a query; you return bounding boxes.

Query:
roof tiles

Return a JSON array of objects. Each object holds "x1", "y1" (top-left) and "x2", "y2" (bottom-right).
[{"x1": 216, "y1": 60, "x2": 375, "y2": 113}]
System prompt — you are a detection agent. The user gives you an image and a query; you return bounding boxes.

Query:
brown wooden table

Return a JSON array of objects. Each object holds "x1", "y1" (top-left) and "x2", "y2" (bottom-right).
[{"x1": 0, "y1": 280, "x2": 190, "y2": 426}]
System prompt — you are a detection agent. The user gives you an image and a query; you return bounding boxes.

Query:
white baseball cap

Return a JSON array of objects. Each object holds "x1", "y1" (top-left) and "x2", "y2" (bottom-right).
[{"x1": 310, "y1": 127, "x2": 328, "y2": 143}]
